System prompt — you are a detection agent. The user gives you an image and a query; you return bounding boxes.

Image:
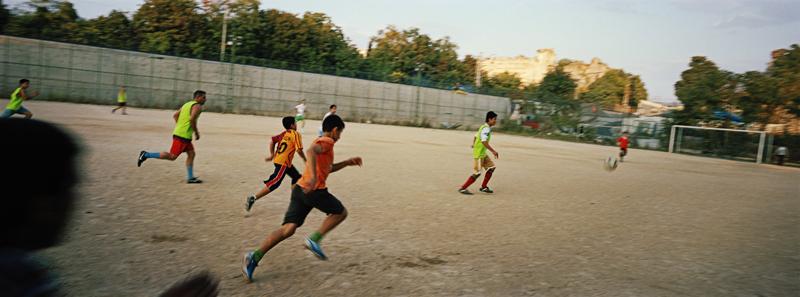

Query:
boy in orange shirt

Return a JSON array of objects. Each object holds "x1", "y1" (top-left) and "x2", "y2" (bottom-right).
[
  {"x1": 245, "y1": 116, "x2": 306, "y2": 213},
  {"x1": 242, "y1": 115, "x2": 362, "y2": 282}
]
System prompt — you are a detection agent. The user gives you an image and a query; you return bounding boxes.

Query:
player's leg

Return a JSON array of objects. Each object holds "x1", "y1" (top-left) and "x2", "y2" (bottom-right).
[
  {"x1": 304, "y1": 188, "x2": 347, "y2": 260},
  {"x1": 479, "y1": 157, "x2": 495, "y2": 193},
  {"x1": 286, "y1": 165, "x2": 301, "y2": 186},
  {"x1": 459, "y1": 159, "x2": 481, "y2": 194},
  {"x1": 245, "y1": 164, "x2": 287, "y2": 212},
  {"x1": 0, "y1": 109, "x2": 14, "y2": 118},
  {"x1": 185, "y1": 148, "x2": 201, "y2": 183},
  {"x1": 18, "y1": 106, "x2": 32, "y2": 119},
  {"x1": 138, "y1": 137, "x2": 184, "y2": 167},
  {"x1": 243, "y1": 187, "x2": 313, "y2": 281},
  {"x1": 121, "y1": 103, "x2": 127, "y2": 115}
]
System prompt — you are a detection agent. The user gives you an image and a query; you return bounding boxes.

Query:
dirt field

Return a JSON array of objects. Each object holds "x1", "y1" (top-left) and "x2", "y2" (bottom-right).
[{"x1": 9, "y1": 100, "x2": 799, "y2": 296}]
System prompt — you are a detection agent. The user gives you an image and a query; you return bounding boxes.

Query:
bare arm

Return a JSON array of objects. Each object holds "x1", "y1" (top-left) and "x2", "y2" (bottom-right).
[
  {"x1": 265, "y1": 139, "x2": 276, "y2": 161},
  {"x1": 173, "y1": 109, "x2": 180, "y2": 122},
  {"x1": 190, "y1": 105, "x2": 202, "y2": 140},
  {"x1": 471, "y1": 136, "x2": 476, "y2": 148},
  {"x1": 331, "y1": 157, "x2": 362, "y2": 173},
  {"x1": 482, "y1": 141, "x2": 498, "y2": 159},
  {"x1": 20, "y1": 89, "x2": 39, "y2": 100},
  {"x1": 297, "y1": 148, "x2": 307, "y2": 162}
]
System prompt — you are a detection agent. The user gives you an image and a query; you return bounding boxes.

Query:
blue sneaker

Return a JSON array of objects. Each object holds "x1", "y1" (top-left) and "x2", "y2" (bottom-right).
[
  {"x1": 304, "y1": 238, "x2": 328, "y2": 260},
  {"x1": 242, "y1": 251, "x2": 258, "y2": 282}
]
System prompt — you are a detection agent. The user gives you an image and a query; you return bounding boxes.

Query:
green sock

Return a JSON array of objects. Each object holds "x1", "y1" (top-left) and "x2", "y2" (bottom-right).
[
  {"x1": 309, "y1": 231, "x2": 323, "y2": 243},
  {"x1": 252, "y1": 250, "x2": 265, "y2": 263}
]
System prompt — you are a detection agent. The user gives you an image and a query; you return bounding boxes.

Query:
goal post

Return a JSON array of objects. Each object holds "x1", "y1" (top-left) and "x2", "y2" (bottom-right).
[{"x1": 668, "y1": 125, "x2": 769, "y2": 164}]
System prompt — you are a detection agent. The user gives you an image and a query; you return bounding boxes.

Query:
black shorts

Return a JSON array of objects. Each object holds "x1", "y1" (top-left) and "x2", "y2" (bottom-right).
[
  {"x1": 620, "y1": 148, "x2": 628, "y2": 156},
  {"x1": 117, "y1": 102, "x2": 127, "y2": 106},
  {"x1": 283, "y1": 186, "x2": 346, "y2": 227},
  {"x1": 264, "y1": 163, "x2": 301, "y2": 192}
]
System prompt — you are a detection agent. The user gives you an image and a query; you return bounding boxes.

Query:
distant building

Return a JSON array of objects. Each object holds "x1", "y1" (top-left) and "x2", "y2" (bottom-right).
[{"x1": 476, "y1": 49, "x2": 612, "y2": 92}]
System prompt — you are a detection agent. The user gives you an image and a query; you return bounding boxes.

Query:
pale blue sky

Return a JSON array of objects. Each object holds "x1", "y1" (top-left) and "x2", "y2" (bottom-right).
[{"x1": 6, "y1": 0, "x2": 800, "y2": 102}]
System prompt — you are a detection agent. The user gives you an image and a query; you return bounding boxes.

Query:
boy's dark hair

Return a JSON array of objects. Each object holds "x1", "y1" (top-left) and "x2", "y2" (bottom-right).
[
  {"x1": 193, "y1": 90, "x2": 206, "y2": 98},
  {"x1": 623, "y1": 131, "x2": 629, "y2": 134},
  {"x1": 0, "y1": 119, "x2": 80, "y2": 250},
  {"x1": 19, "y1": 79, "x2": 29, "y2": 85},
  {"x1": 282, "y1": 116, "x2": 295, "y2": 129},
  {"x1": 329, "y1": 104, "x2": 337, "y2": 109},
  {"x1": 322, "y1": 114, "x2": 345, "y2": 132},
  {"x1": 486, "y1": 111, "x2": 498, "y2": 122}
]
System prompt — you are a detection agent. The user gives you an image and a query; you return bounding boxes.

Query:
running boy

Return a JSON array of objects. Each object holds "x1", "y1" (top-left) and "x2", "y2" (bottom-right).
[
  {"x1": 294, "y1": 99, "x2": 306, "y2": 133},
  {"x1": 459, "y1": 111, "x2": 499, "y2": 195},
  {"x1": 244, "y1": 116, "x2": 307, "y2": 213},
  {"x1": 617, "y1": 131, "x2": 629, "y2": 162},
  {"x1": 111, "y1": 85, "x2": 128, "y2": 115},
  {"x1": 242, "y1": 114, "x2": 363, "y2": 282},
  {"x1": 2, "y1": 79, "x2": 39, "y2": 119},
  {"x1": 137, "y1": 90, "x2": 206, "y2": 183},
  {"x1": 318, "y1": 104, "x2": 336, "y2": 136}
]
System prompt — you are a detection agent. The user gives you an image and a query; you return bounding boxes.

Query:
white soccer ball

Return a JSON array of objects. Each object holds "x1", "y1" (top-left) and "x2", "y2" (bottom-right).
[{"x1": 603, "y1": 156, "x2": 618, "y2": 172}]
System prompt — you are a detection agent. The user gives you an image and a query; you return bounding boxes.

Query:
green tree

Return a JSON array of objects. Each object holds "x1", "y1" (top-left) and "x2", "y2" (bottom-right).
[
  {"x1": 366, "y1": 26, "x2": 466, "y2": 86},
  {"x1": 581, "y1": 70, "x2": 648, "y2": 109},
  {"x1": 674, "y1": 56, "x2": 736, "y2": 124},
  {"x1": 82, "y1": 10, "x2": 137, "y2": 49},
  {"x1": 133, "y1": 0, "x2": 209, "y2": 56},
  {"x1": 531, "y1": 68, "x2": 579, "y2": 131},
  {"x1": 737, "y1": 71, "x2": 780, "y2": 126},
  {"x1": 767, "y1": 44, "x2": 800, "y2": 117},
  {"x1": 0, "y1": 0, "x2": 10, "y2": 34},
  {"x1": 5, "y1": 0, "x2": 82, "y2": 42}
]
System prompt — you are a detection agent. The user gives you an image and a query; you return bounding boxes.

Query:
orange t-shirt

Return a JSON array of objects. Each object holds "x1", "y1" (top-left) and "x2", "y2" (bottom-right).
[
  {"x1": 297, "y1": 136, "x2": 335, "y2": 190},
  {"x1": 272, "y1": 130, "x2": 303, "y2": 166}
]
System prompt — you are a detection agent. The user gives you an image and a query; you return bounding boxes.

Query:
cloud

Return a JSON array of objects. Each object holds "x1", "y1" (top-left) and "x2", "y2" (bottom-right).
[{"x1": 668, "y1": 0, "x2": 800, "y2": 28}]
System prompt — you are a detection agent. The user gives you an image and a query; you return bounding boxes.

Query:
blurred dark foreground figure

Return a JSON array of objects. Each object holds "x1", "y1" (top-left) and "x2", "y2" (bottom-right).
[{"x1": 0, "y1": 119, "x2": 219, "y2": 297}]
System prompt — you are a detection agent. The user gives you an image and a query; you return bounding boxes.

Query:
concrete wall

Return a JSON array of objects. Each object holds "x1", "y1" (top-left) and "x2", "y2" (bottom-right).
[{"x1": 0, "y1": 36, "x2": 510, "y2": 128}]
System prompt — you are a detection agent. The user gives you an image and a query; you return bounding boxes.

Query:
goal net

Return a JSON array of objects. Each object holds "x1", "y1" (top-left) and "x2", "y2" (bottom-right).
[{"x1": 668, "y1": 125, "x2": 768, "y2": 163}]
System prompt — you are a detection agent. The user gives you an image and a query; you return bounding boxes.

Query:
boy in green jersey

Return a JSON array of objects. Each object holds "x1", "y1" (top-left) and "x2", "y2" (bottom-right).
[
  {"x1": 459, "y1": 111, "x2": 499, "y2": 195},
  {"x1": 2, "y1": 79, "x2": 39, "y2": 119},
  {"x1": 111, "y1": 85, "x2": 128, "y2": 115},
  {"x1": 137, "y1": 90, "x2": 206, "y2": 184}
]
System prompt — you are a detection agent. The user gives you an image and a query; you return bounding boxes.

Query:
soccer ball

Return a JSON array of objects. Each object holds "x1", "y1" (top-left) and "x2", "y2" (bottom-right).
[{"x1": 603, "y1": 156, "x2": 618, "y2": 172}]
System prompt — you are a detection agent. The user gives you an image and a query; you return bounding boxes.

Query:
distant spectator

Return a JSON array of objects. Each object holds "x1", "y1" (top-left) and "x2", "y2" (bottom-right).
[{"x1": 775, "y1": 146, "x2": 788, "y2": 166}]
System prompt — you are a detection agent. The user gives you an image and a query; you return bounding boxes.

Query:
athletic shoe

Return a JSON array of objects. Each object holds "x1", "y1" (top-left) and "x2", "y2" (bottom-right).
[
  {"x1": 137, "y1": 151, "x2": 146, "y2": 167},
  {"x1": 304, "y1": 238, "x2": 328, "y2": 260},
  {"x1": 245, "y1": 195, "x2": 256, "y2": 212},
  {"x1": 187, "y1": 177, "x2": 203, "y2": 184},
  {"x1": 111, "y1": 109, "x2": 115, "y2": 114},
  {"x1": 479, "y1": 187, "x2": 494, "y2": 194},
  {"x1": 458, "y1": 188, "x2": 473, "y2": 195},
  {"x1": 242, "y1": 251, "x2": 257, "y2": 282}
]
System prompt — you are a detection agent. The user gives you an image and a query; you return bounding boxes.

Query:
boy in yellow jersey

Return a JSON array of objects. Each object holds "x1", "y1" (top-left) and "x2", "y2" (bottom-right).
[
  {"x1": 242, "y1": 115, "x2": 363, "y2": 282},
  {"x1": 137, "y1": 90, "x2": 206, "y2": 184},
  {"x1": 2, "y1": 79, "x2": 39, "y2": 119},
  {"x1": 111, "y1": 85, "x2": 127, "y2": 115},
  {"x1": 459, "y1": 111, "x2": 499, "y2": 195},
  {"x1": 244, "y1": 116, "x2": 307, "y2": 213}
]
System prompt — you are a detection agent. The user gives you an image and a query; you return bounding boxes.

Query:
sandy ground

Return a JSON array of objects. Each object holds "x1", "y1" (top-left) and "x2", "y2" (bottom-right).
[{"x1": 6, "y1": 100, "x2": 799, "y2": 296}]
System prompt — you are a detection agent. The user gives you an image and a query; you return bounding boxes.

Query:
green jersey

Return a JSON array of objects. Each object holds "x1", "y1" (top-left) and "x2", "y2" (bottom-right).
[
  {"x1": 173, "y1": 100, "x2": 200, "y2": 139},
  {"x1": 473, "y1": 123, "x2": 492, "y2": 158},
  {"x1": 117, "y1": 90, "x2": 127, "y2": 103},
  {"x1": 6, "y1": 87, "x2": 23, "y2": 111}
]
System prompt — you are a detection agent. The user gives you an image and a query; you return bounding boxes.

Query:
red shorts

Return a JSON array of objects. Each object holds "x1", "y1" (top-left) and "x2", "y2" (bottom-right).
[{"x1": 170, "y1": 135, "x2": 194, "y2": 156}]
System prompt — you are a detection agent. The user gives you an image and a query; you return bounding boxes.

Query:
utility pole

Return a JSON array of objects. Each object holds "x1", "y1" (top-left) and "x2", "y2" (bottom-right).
[{"x1": 218, "y1": 0, "x2": 231, "y2": 62}]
